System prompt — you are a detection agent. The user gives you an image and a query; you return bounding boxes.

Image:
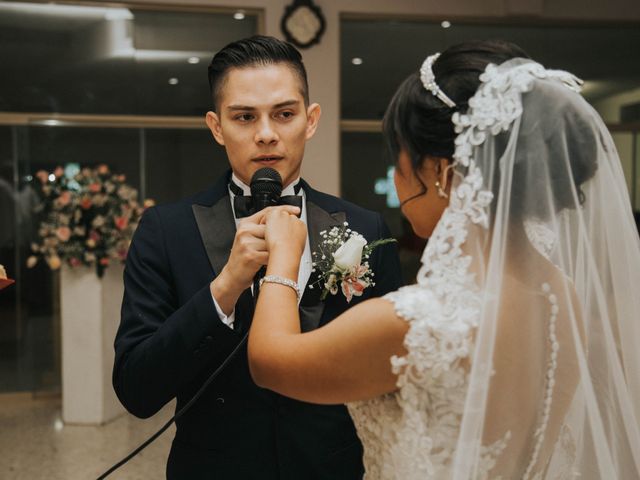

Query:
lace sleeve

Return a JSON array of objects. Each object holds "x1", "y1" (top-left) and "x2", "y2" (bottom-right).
[{"x1": 384, "y1": 285, "x2": 476, "y2": 389}]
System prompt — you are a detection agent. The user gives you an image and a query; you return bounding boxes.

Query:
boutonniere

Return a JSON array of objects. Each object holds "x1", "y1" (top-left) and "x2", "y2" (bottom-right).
[{"x1": 310, "y1": 222, "x2": 396, "y2": 303}]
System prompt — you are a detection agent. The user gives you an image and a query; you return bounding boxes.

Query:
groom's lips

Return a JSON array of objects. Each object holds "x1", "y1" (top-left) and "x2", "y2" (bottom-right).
[{"x1": 253, "y1": 155, "x2": 283, "y2": 166}]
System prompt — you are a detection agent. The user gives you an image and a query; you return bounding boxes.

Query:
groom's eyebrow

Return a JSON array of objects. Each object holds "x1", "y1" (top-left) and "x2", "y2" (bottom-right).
[
  {"x1": 226, "y1": 99, "x2": 300, "y2": 111},
  {"x1": 227, "y1": 104, "x2": 257, "y2": 111}
]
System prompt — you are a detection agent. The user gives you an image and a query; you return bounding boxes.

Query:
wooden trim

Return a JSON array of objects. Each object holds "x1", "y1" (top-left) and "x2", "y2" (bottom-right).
[
  {"x1": 0, "y1": 112, "x2": 207, "y2": 129},
  {"x1": 339, "y1": 11, "x2": 640, "y2": 28},
  {"x1": 9, "y1": 0, "x2": 262, "y2": 17},
  {"x1": 340, "y1": 119, "x2": 382, "y2": 132},
  {"x1": 608, "y1": 123, "x2": 640, "y2": 133},
  {"x1": 340, "y1": 119, "x2": 640, "y2": 134}
]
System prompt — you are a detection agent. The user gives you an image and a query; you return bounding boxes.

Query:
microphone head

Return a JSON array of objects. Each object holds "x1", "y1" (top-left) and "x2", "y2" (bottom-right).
[{"x1": 250, "y1": 167, "x2": 283, "y2": 198}]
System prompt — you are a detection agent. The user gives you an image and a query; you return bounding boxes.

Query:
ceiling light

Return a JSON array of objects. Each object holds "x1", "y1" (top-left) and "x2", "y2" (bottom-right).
[
  {"x1": 233, "y1": 11, "x2": 245, "y2": 20},
  {"x1": 187, "y1": 56, "x2": 200, "y2": 64},
  {"x1": 441, "y1": 20, "x2": 451, "y2": 29},
  {"x1": 168, "y1": 77, "x2": 179, "y2": 85},
  {"x1": 351, "y1": 57, "x2": 363, "y2": 66}
]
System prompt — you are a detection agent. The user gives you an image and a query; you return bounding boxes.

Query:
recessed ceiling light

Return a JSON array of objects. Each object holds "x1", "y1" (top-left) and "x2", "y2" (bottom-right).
[
  {"x1": 168, "y1": 77, "x2": 179, "y2": 85},
  {"x1": 441, "y1": 20, "x2": 452, "y2": 29},
  {"x1": 187, "y1": 56, "x2": 200, "y2": 64},
  {"x1": 351, "y1": 57, "x2": 363, "y2": 66},
  {"x1": 233, "y1": 11, "x2": 245, "y2": 20}
]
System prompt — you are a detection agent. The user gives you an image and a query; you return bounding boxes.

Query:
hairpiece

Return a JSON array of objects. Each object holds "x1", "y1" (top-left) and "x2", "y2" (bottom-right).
[{"x1": 420, "y1": 53, "x2": 457, "y2": 108}]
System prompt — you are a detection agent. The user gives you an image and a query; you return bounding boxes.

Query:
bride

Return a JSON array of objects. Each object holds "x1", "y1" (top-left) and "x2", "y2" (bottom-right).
[{"x1": 247, "y1": 40, "x2": 640, "y2": 479}]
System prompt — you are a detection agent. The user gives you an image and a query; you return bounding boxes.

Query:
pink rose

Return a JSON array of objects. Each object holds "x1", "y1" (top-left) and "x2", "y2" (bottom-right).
[
  {"x1": 114, "y1": 216, "x2": 129, "y2": 231},
  {"x1": 80, "y1": 197, "x2": 92, "y2": 209},
  {"x1": 56, "y1": 227, "x2": 71, "y2": 242},
  {"x1": 58, "y1": 191, "x2": 71, "y2": 206},
  {"x1": 89, "y1": 183, "x2": 101, "y2": 193},
  {"x1": 36, "y1": 170, "x2": 49, "y2": 184}
]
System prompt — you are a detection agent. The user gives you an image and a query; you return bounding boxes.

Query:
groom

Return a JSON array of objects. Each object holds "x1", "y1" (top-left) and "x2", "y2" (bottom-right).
[{"x1": 113, "y1": 35, "x2": 402, "y2": 479}]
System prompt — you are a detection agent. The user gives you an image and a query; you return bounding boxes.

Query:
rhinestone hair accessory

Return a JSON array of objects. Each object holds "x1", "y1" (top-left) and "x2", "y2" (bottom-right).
[{"x1": 420, "y1": 53, "x2": 457, "y2": 108}]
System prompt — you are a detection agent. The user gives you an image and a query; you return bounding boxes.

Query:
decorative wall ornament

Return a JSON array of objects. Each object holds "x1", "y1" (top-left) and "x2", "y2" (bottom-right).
[{"x1": 281, "y1": 0, "x2": 326, "y2": 49}]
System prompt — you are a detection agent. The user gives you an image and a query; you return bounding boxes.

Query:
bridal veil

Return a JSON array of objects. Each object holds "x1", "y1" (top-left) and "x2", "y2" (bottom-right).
[{"x1": 409, "y1": 57, "x2": 640, "y2": 479}]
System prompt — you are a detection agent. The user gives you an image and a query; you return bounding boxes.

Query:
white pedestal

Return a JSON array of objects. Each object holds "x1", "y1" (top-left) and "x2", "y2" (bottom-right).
[{"x1": 60, "y1": 264, "x2": 125, "y2": 425}]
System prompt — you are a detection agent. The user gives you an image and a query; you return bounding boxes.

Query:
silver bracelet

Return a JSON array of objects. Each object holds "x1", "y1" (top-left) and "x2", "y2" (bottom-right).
[{"x1": 259, "y1": 275, "x2": 301, "y2": 299}]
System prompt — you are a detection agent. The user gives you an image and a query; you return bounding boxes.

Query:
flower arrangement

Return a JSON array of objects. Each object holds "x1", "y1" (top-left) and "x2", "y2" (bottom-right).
[
  {"x1": 0, "y1": 264, "x2": 15, "y2": 290},
  {"x1": 311, "y1": 222, "x2": 396, "y2": 302},
  {"x1": 27, "y1": 164, "x2": 154, "y2": 277}
]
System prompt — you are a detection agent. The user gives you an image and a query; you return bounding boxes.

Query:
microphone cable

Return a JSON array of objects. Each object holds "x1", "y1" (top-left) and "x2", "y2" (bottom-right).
[{"x1": 96, "y1": 329, "x2": 249, "y2": 479}]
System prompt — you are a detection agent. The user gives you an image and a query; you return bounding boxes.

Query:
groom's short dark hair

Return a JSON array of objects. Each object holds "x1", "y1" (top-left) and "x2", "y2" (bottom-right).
[{"x1": 207, "y1": 35, "x2": 309, "y2": 112}]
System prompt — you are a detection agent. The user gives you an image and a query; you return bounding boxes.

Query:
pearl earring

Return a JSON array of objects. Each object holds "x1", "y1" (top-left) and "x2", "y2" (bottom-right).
[{"x1": 435, "y1": 180, "x2": 448, "y2": 199}]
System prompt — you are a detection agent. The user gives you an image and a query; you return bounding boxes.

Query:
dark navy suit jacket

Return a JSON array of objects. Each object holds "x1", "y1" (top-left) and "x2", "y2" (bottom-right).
[{"x1": 113, "y1": 171, "x2": 402, "y2": 479}]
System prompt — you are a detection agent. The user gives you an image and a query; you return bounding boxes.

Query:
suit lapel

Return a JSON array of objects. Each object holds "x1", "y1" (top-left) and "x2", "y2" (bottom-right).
[
  {"x1": 192, "y1": 187, "x2": 257, "y2": 334},
  {"x1": 300, "y1": 199, "x2": 346, "y2": 332},
  {"x1": 192, "y1": 195, "x2": 236, "y2": 277}
]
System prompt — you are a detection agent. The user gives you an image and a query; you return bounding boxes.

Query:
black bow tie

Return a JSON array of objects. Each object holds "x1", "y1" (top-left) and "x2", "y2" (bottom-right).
[{"x1": 230, "y1": 180, "x2": 303, "y2": 219}]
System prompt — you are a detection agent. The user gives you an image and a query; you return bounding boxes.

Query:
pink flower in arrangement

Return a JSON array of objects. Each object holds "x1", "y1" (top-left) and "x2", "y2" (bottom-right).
[
  {"x1": 89, "y1": 183, "x2": 101, "y2": 193},
  {"x1": 97, "y1": 164, "x2": 110, "y2": 175},
  {"x1": 69, "y1": 257, "x2": 81, "y2": 267},
  {"x1": 114, "y1": 216, "x2": 129, "y2": 231},
  {"x1": 80, "y1": 197, "x2": 92, "y2": 209},
  {"x1": 99, "y1": 258, "x2": 110, "y2": 266},
  {"x1": 54, "y1": 166, "x2": 64, "y2": 178},
  {"x1": 36, "y1": 170, "x2": 48, "y2": 184},
  {"x1": 339, "y1": 265, "x2": 371, "y2": 303},
  {"x1": 117, "y1": 174, "x2": 126, "y2": 182},
  {"x1": 89, "y1": 230, "x2": 101, "y2": 242},
  {"x1": 58, "y1": 191, "x2": 71, "y2": 206},
  {"x1": 56, "y1": 226, "x2": 72, "y2": 242}
]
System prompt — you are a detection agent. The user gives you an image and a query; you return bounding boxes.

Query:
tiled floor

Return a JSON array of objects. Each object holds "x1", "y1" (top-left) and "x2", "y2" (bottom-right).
[{"x1": 0, "y1": 393, "x2": 175, "y2": 479}]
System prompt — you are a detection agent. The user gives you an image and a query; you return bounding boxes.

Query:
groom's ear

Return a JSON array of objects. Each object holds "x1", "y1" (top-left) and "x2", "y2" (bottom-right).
[
  {"x1": 305, "y1": 103, "x2": 321, "y2": 140},
  {"x1": 206, "y1": 111, "x2": 225, "y2": 146}
]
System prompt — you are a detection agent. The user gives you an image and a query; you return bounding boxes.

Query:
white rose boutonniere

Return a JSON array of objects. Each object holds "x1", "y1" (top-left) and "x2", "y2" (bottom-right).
[{"x1": 311, "y1": 222, "x2": 396, "y2": 303}]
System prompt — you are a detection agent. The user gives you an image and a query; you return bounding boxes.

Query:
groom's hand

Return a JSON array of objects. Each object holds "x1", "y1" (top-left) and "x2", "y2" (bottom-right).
[{"x1": 210, "y1": 206, "x2": 299, "y2": 315}]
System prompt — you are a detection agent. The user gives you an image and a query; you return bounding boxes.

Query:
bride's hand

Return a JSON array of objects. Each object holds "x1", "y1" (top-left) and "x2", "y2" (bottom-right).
[{"x1": 262, "y1": 207, "x2": 307, "y2": 259}]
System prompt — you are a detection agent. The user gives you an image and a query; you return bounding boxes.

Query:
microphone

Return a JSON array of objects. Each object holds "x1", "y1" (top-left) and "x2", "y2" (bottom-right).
[
  {"x1": 249, "y1": 167, "x2": 283, "y2": 288},
  {"x1": 250, "y1": 167, "x2": 283, "y2": 213}
]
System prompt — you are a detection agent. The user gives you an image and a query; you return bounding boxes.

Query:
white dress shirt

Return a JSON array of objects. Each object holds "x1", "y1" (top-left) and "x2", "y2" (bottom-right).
[{"x1": 211, "y1": 173, "x2": 313, "y2": 329}]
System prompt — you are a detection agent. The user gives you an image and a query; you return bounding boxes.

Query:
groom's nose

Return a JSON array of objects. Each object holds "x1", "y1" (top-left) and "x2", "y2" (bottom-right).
[{"x1": 255, "y1": 118, "x2": 279, "y2": 145}]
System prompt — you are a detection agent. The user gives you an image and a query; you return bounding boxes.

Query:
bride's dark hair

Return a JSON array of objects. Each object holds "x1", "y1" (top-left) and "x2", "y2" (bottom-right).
[{"x1": 383, "y1": 40, "x2": 529, "y2": 171}]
